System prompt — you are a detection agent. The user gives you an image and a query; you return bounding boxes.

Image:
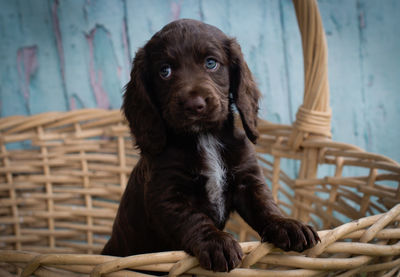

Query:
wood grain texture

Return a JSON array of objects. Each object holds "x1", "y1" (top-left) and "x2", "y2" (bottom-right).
[{"x1": 0, "y1": 0, "x2": 399, "y2": 163}]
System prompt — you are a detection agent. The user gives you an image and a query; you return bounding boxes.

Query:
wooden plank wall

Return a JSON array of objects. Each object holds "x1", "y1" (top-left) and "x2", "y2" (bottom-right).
[{"x1": 0, "y1": 0, "x2": 399, "y2": 163}]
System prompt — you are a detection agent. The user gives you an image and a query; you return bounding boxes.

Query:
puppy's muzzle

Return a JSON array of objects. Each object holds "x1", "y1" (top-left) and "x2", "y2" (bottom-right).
[{"x1": 184, "y1": 96, "x2": 207, "y2": 116}]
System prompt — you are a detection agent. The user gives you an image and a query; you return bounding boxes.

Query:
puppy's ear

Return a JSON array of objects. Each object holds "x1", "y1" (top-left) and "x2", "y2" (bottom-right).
[
  {"x1": 122, "y1": 48, "x2": 166, "y2": 155},
  {"x1": 227, "y1": 38, "x2": 261, "y2": 144}
]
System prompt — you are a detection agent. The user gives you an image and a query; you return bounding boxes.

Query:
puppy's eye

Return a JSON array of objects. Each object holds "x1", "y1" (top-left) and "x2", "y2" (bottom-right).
[
  {"x1": 159, "y1": 65, "x2": 172, "y2": 79},
  {"x1": 205, "y1": 58, "x2": 219, "y2": 71}
]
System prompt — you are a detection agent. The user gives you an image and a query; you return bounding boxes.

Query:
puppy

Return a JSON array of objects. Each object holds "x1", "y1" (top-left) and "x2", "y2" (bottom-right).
[{"x1": 102, "y1": 19, "x2": 319, "y2": 272}]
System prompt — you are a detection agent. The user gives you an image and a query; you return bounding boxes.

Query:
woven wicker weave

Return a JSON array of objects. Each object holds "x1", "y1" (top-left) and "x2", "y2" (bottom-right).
[{"x1": 1, "y1": 0, "x2": 399, "y2": 276}]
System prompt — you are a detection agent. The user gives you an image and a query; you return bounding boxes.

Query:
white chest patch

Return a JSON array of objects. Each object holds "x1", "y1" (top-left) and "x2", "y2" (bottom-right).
[{"x1": 198, "y1": 134, "x2": 227, "y2": 222}]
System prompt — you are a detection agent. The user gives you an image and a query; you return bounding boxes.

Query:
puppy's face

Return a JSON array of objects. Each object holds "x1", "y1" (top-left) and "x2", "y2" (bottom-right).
[
  {"x1": 123, "y1": 19, "x2": 260, "y2": 155},
  {"x1": 144, "y1": 19, "x2": 231, "y2": 133}
]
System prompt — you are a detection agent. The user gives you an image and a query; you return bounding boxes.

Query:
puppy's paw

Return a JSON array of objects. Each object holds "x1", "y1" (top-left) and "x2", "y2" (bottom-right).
[
  {"x1": 261, "y1": 217, "x2": 320, "y2": 252},
  {"x1": 195, "y1": 231, "x2": 243, "y2": 272}
]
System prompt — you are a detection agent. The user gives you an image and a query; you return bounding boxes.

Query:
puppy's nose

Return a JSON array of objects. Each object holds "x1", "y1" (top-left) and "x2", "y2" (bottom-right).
[{"x1": 184, "y1": 96, "x2": 206, "y2": 115}]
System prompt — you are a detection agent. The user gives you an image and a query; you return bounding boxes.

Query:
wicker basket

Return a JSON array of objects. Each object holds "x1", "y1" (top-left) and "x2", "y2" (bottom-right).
[{"x1": 1, "y1": 0, "x2": 399, "y2": 276}]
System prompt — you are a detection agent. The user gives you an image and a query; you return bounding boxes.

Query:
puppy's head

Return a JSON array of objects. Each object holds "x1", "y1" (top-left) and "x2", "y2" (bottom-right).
[{"x1": 123, "y1": 19, "x2": 261, "y2": 155}]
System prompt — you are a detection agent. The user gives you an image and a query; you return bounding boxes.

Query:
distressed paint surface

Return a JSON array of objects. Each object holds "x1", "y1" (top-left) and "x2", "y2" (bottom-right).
[{"x1": 0, "y1": 0, "x2": 399, "y2": 163}]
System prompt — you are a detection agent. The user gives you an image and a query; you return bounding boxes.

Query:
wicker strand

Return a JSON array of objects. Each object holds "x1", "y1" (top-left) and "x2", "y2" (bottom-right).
[
  {"x1": 90, "y1": 252, "x2": 188, "y2": 277},
  {"x1": 75, "y1": 123, "x2": 94, "y2": 254},
  {"x1": 293, "y1": 107, "x2": 331, "y2": 137},
  {"x1": 240, "y1": 242, "x2": 274, "y2": 268},
  {"x1": 37, "y1": 126, "x2": 56, "y2": 251},
  {"x1": 289, "y1": 0, "x2": 331, "y2": 150},
  {"x1": 309, "y1": 204, "x2": 400, "y2": 257},
  {"x1": 324, "y1": 157, "x2": 343, "y2": 228}
]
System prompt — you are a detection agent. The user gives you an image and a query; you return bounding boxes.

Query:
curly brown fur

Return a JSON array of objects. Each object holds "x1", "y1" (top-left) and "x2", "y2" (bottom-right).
[{"x1": 102, "y1": 19, "x2": 320, "y2": 272}]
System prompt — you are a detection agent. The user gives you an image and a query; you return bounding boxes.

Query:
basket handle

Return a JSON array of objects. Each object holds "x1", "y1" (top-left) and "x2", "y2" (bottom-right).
[{"x1": 289, "y1": 0, "x2": 332, "y2": 150}]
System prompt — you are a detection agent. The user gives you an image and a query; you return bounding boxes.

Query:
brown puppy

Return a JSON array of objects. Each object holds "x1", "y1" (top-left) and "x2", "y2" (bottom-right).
[{"x1": 102, "y1": 19, "x2": 319, "y2": 272}]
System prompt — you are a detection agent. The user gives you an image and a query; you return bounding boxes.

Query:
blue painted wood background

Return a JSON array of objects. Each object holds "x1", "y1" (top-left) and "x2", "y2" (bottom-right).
[{"x1": 0, "y1": 0, "x2": 399, "y2": 163}]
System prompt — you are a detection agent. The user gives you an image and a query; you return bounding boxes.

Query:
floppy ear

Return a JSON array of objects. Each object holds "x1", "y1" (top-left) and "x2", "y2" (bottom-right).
[
  {"x1": 227, "y1": 38, "x2": 261, "y2": 144},
  {"x1": 122, "y1": 47, "x2": 166, "y2": 155}
]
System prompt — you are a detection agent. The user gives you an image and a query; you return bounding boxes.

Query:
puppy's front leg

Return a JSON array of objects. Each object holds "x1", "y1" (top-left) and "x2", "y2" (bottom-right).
[
  {"x1": 233, "y1": 155, "x2": 320, "y2": 252},
  {"x1": 147, "y1": 180, "x2": 243, "y2": 272}
]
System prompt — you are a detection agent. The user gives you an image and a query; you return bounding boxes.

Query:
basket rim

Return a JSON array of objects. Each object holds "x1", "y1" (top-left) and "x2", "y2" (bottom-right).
[
  {"x1": 1, "y1": 108, "x2": 398, "y2": 168},
  {"x1": 0, "y1": 205, "x2": 399, "y2": 276}
]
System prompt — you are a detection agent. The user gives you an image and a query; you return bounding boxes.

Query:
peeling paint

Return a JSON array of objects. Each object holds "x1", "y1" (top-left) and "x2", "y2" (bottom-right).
[
  {"x1": 86, "y1": 26, "x2": 111, "y2": 109},
  {"x1": 367, "y1": 74, "x2": 374, "y2": 87},
  {"x1": 357, "y1": 1, "x2": 366, "y2": 29},
  {"x1": 16, "y1": 46, "x2": 38, "y2": 106},
  {"x1": 359, "y1": 11, "x2": 366, "y2": 29},
  {"x1": 330, "y1": 14, "x2": 342, "y2": 33},
  {"x1": 171, "y1": 1, "x2": 181, "y2": 20},
  {"x1": 117, "y1": 66, "x2": 123, "y2": 79},
  {"x1": 122, "y1": 15, "x2": 131, "y2": 79},
  {"x1": 70, "y1": 96, "x2": 77, "y2": 110},
  {"x1": 52, "y1": 0, "x2": 65, "y2": 83},
  {"x1": 198, "y1": 1, "x2": 204, "y2": 21},
  {"x1": 69, "y1": 94, "x2": 84, "y2": 110}
]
